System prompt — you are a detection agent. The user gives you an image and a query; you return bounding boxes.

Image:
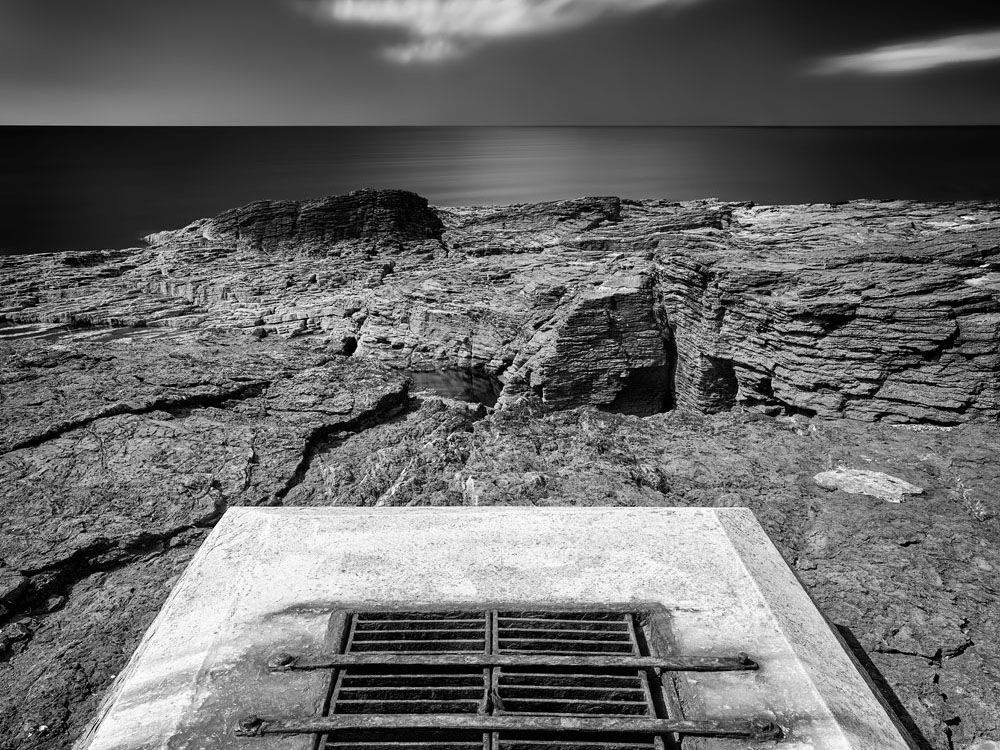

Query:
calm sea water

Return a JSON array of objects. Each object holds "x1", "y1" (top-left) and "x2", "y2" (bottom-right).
[{"x1": 2, "y1": 126, "x2": 999, "y2": 254}]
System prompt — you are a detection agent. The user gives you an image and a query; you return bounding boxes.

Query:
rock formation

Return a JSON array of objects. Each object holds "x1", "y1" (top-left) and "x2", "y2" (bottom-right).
[
  {"x1": 3, "y1": 191, "x2": 998, "y2": 424},
  {"x1": 169, "y1": 188, "x2": 445, "y2": 253},
  {"x1": 1, "y1": 190, "x2": 999, "y2": 750}
]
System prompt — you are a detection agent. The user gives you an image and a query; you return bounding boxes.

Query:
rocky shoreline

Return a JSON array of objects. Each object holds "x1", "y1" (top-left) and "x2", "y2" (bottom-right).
[{"x1": 1, "y1": 190, "x2": 999, "y2": 749}]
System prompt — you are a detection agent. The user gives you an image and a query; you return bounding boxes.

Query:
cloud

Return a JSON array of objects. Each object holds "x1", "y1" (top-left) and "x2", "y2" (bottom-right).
[
  {"x1": 299, "y1": 0, "x2": 691, "y2": 63},
  {"x1": 813, "y1": 28, "x2": 1000, "y2": 75}
]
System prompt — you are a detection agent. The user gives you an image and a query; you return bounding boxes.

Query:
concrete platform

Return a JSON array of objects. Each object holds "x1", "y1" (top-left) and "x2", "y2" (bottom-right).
[{"x1": 75, "y1": 507, "x2": 917, "y2": 750}]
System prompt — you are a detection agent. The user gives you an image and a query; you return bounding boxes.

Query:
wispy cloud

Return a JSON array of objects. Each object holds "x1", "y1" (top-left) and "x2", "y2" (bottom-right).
[
  {"x1": 298, "y1": 0, "x2": 693, "y2": 63},
  {"x1": 812, "y1": 28, "x2": 1000, "y2": 75}
]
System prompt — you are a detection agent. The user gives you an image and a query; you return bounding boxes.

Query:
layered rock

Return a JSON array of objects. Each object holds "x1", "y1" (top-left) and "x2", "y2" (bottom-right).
[
  {"x1": 153, "y1": 188, "x2": 445, "y2": 253},
  {"x1": 657, "y1": 202, "x2": 1000, "y2": 423},
  {"x1": 2, "y1": 194, "x2": 998, "y2": 423}
]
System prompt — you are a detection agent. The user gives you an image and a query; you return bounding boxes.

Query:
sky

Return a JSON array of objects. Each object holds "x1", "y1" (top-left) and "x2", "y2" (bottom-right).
[{"x1": 1, "y1": 0, "x2": 999, "y2": 125}]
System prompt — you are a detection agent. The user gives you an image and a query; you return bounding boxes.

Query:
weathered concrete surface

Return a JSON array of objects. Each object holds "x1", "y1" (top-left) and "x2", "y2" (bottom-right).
[{"x1": 76, "y1": 507, "x2": 914, "y2": 750}]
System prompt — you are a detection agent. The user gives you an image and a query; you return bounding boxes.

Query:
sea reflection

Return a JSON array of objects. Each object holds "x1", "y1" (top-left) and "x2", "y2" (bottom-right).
[{"x1": 2, "y1": 126, "x2": 999, "y2": 253}]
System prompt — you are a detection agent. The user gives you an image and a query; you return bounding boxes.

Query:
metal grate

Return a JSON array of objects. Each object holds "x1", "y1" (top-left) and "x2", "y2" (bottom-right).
[
  {"x1": 348, "y1": 612, "x2": 489, "y2": 654},
  {"x1": 331, "y1": 667, "x2": 486, "y2": 716},
  {"x1": 496, "y1": 612, "x2": 636, "y2": 655},
  {"x1": 325, "y1": 729, "x2": 487, "y2": 750},
  {"x1": 237, "y1": 608, "x2": 782, "y2": 748},
  {"x1": 495, "y1": 732, "x2": 658, "y2": 750},
  {"x1": 494, "y1": 612, "x2": 651, "y2": 720}
]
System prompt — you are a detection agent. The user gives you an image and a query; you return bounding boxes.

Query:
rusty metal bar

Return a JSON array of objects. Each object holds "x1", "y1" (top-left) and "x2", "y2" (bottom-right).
[
  {"x1": 353, "y1": 628, "x2": 488, "y2": 637},
  {"x1": 269, "y1": 652, "x2": 758, "y2": 672},
  {"x1": 500, "y1": 629, "x2": 629, "y2": 637},
  {"x1": 480, "y1": 610, "x2": 493, "y2": 717},
  {"x1": 236, "y1": 715, "x2": 783, "y2": 741},
  {"x1": 499, "y1": 638, "x2": 633, "y2": 646}
]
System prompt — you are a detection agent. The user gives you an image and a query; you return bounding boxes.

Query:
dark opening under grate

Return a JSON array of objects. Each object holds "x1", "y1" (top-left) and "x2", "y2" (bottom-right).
[{"x1": 237, "y1": 608, "x2": 782, "y2": 748}]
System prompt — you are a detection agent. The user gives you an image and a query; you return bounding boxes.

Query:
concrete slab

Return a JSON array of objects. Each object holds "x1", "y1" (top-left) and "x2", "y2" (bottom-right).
[{"x1": 75, "y1": 507, "x2": 916, "y2": 750}]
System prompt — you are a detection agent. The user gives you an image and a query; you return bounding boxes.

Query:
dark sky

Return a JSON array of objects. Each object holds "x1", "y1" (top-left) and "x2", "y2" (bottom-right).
[{"x1": 2, "y1": 0, "x2": 1000, "y2": 125}]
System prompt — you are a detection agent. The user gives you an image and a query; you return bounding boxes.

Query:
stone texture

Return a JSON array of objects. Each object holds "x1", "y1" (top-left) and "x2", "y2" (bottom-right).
[
  {"x1": 3, "y1": 194, "x2": 998, "y2": 423},
  {"x1": 814, "y1": 468, "x2": 925, "y2": 502},
  {"x1": 0, "y1": 191, "x2": 998, "y2": 750},
  {"x1": 173, "y1": 188, "x2": 445, "y2": 253}
]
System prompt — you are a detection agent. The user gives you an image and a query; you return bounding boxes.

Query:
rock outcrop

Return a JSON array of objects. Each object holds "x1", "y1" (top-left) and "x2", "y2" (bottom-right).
[
  {"x1": 3, "y1": 194, "x2": 998, "y2": 423},
  {"x1": 1, "y1": 192, "x2": 999, "y2": 750},
  {"x1": 152, "y1": 188, "x2": 445, "y2": 253}
]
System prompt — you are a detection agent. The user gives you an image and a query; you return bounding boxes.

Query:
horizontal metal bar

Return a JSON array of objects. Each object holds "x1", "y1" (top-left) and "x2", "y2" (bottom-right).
[
  {"x1": 499, "y1": 698, "x2": 648, "y2": 705},
  {"x1": 236, "y1": 714, "x2": 783, "y2": 741},
  {"x1": 351, "y1": 635, "x2": 483, "y2": 648},
  {"x1": 354, "y1": 628, "x2": 487, "y2": 635},
  {"x1": 498, "y1": 618, "x2": 628, "y2": 626},
  {"x1": 499, "y1": 686, "x2": 645, "y2": 694},
  {"x1": 500, "y1": 634, "x2": 631, "y2": 648},
  {"x1": 340, "y1": 692, "x2": 486, "y2": 695},
  {"x1": 355, "y1": 618, "x2": 484, "y2": 624},
  {"x1": 499, "y1": 673, "x2": 640, "y2": 682},
  {"x1": 268, "y1": 652, "x2": 758, "y2": 672},
  {"x1": 333, "y1": 702, "x2": 481, "y2": 712},
  {"x1": 341, "y1": 677, "x2": 484, "y2": 686},
  {"x1": 496, "y1": 712, "x2": 649, "y2": 719},
  {"x1": 499, "y1": 630, "x2": 629, "y2": 637}
]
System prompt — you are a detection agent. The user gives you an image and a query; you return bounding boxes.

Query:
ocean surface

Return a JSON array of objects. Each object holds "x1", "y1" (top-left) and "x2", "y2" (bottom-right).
[{"x1": 2, "y1": 126, "x2": 999, "y2": 254}]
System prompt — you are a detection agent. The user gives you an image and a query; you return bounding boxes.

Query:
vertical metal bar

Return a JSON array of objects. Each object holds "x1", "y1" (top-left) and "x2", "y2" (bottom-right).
[
  {"x1": 485, "y1": 610, "x2": 496, "y2": 750},
  {"x1": 637, "y1": 669, "x2": 660, "y2": 717},
  {"x1": 641, "y1": 613, "x2": 685, "y2": 750},
  {"x1": 627, "y1": 614, "x2": 663, "y2": 723},
  {"x1": 322, "y1": 648, "x2": 348, "y2": 750},
  {"x1": 623, "y1": 613, "x2": 642, "y2": 656},
  {"x1": 490, "y1": 610, "x2": 502, "y2": 718},
  {"x1": 343, "y1": 612, "x2": 360, "y2": 654},
  {"x1": 657, "y1": 672, "x2": 686, "y2": 723},
  {"x1": 326, "y1": 613, "x2": 355, "y2": 749},
  {"x1": 629, "y1": 613, "x2": 683, "y2": 750},
  {"x1": 490, "y1": 662, "x2": 502, "y2": 715},
  {"x1": 314, "y1": 667, "x2": 335, "y2": 750},
  {"x1": 327, "y1": 668, "x2": 347, "y2": 715},
  {"x1": 317, "y1": 610, "x2": 354, "y2": 750},
  {"x1": 480, "y1": 609, "x2": 492, "y2": 713}
]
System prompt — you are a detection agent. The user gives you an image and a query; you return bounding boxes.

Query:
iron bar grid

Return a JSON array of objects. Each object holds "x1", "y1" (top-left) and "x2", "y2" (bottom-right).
[{"x1": 241, "y1": 609, "x2": 781, "y2": 748}]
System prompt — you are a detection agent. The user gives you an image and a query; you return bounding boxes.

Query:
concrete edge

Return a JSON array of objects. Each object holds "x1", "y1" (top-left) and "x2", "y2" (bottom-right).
[
  {"x1": 70, "y1": 511, "x2": 248, "y2": 750},
  {"x1": 714, "y1": 509, "x2": 921, "y2": 750}
]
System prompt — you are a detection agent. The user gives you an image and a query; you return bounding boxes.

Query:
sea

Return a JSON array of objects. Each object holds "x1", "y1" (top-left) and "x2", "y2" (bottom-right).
[{"x1": 2, "y1": 126, "x2": 999, "y2": 255}]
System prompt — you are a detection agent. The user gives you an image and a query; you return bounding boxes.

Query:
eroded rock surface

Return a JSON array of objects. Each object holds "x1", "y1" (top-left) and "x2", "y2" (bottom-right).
[
  {"x1": 3, "y1": 193, "x2": 999, "y2": 422},
  {"x1": 1, "y1": 191, "x2": 999, "y2": 750}
]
